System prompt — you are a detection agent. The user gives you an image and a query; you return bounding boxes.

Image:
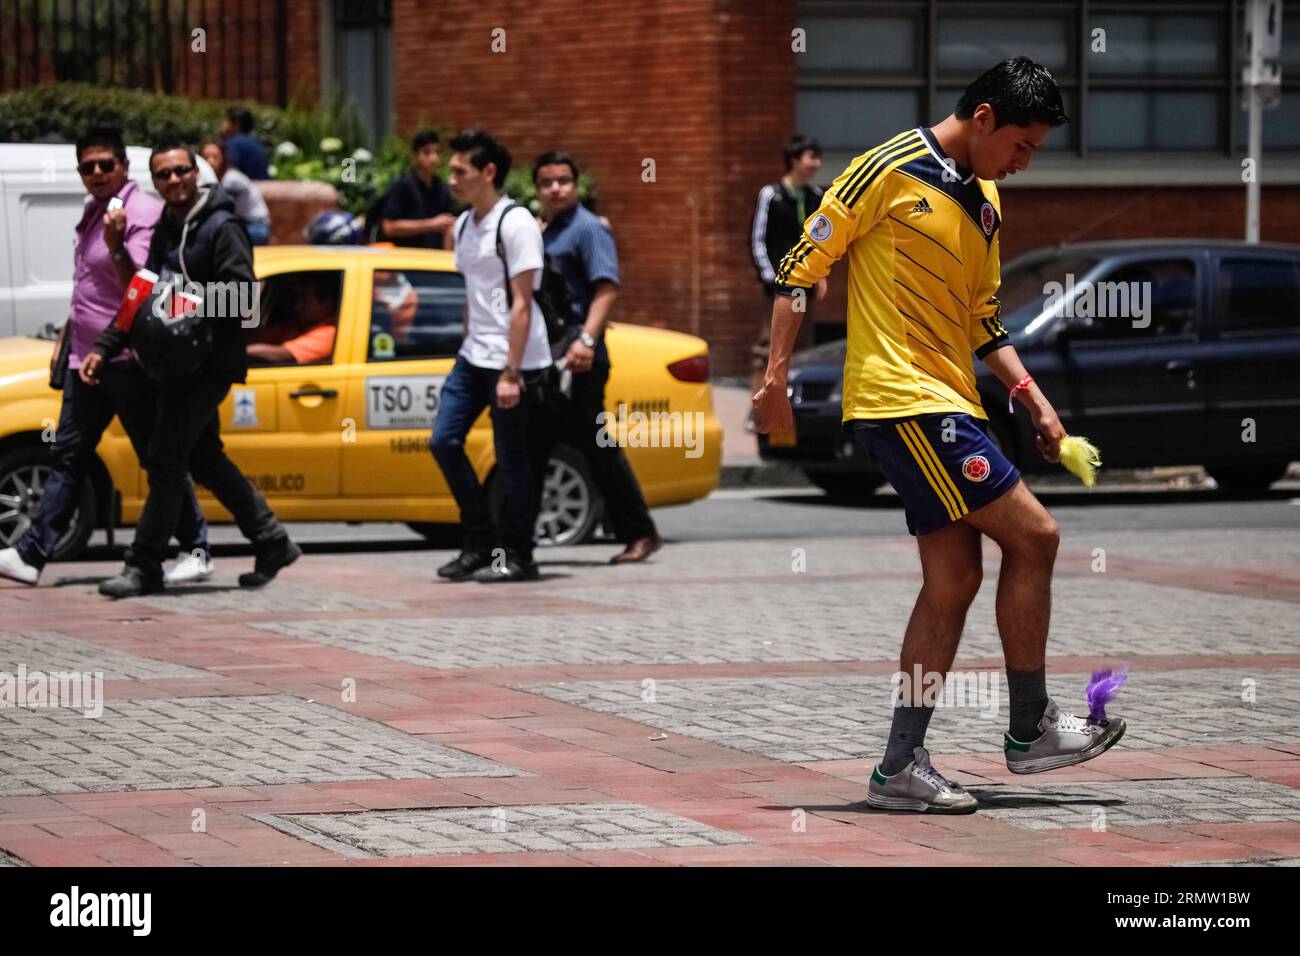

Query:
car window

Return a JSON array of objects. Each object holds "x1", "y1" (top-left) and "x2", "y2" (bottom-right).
[
  {"x1": 997, "y1": 255, "x2": 1099, "y2": 334},
  {"x1": 1216, "y1": 257, "x2": 1300, "y2": 335},
  {"x1": 1065, "y1": 258, "x2": 1196, "y2": 342},
  {"x1": 367, "y1": 269, "x2": 466, "y2": 362},
  {"x1": 249, "y1": 269, "x2": 343, "y2": 366}
]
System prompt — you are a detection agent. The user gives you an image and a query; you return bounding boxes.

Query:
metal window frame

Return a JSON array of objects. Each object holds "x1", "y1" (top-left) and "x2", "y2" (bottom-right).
[{"x1": 796, "y1": 0, "x2": 1298, "y2": 158}]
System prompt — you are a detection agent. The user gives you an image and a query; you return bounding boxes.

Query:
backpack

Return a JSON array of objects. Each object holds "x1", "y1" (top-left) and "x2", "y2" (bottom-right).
[{"x1": 457, "y1": 202, "x2": 578, "y2": 358}]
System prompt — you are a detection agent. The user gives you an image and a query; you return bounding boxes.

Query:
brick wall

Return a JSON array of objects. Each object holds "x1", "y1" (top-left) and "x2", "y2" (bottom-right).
[
  {"x1": 390, "y1": 0, "x2": 795, "y2": 376},
  {"x1": 998, "y1": 185, "x2": 1300, "y2": 262}
]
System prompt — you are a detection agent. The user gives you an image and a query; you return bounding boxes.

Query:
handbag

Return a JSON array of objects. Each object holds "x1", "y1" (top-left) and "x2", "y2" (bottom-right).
[{"x1": 49, "y1": 322, "x2": 72, "y2": 391}]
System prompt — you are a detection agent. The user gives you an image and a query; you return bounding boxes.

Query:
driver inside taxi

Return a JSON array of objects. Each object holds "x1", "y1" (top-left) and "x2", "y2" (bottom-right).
[{"x1": 247, "y1": 273, "x2": 339, "y2": 365}]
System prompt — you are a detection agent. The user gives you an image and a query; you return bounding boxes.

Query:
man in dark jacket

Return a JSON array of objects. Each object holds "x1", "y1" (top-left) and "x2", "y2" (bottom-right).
[
  {"x1": 80, "y1": 143, "x2": 300, "y2": 598},
  {"x1": 748, "y1": 134, "x2": 827, "y2": 399}
]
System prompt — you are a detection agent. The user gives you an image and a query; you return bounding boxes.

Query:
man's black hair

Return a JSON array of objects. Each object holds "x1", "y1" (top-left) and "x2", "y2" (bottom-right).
[
  {"x1": 955, "y1": 56, "x2": 1069, "y2": 128},
  {"x1": 75, "y1": 126, "x2": 127, "y2": 163},
  {"x1": 449, "y1": 128, "x2": 511, "y2": 189},
  {"x1": 411, "y1": 129, "x2": 440, "y2": 152},
  {"x1": 150, "y1": 141, "x2": 198, "y2": 168},
  {"x1": 783, "y1": 134, "x2": 822, "y2": 171},
  {"x1": 226, "y1": 106, "x2": 255, "y2": 134},
  {"x1": 532, "y1": 149, "x2": 580, "y2": 183}
]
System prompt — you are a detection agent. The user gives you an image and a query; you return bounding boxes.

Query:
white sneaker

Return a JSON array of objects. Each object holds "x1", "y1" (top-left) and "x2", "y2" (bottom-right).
[
  {"x1": 0, "y1": 547, "x2": 40, "y2": 585},
  {"x1": 164, "y1": 550, "x2": 214, "y2": 585}
]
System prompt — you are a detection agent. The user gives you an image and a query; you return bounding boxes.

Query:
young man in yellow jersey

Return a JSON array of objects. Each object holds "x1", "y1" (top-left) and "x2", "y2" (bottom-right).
[{"x1": 753, "y1": 57, "x2": 1126, "y2": 814}]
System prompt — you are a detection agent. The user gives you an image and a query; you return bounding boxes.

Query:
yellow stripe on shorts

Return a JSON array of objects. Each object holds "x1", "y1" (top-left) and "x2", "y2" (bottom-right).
[
  {"x1": 903, "y1": 420, "x2": 968, "y2": 516},
  {"x1": 895, "y1": 422, "x2": 959, "y2": 521}
]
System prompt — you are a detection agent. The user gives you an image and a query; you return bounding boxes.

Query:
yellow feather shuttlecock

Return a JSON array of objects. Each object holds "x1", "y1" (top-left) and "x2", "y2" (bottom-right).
[{"x1": 1059, "y1": 435, "x2": 1102, "y2": 487}]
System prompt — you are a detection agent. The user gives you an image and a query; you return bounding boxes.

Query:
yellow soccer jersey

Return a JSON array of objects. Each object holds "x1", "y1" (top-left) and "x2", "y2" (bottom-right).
[{"x1": 775, "y1": 127, "x2": 1010, "y2": 422}]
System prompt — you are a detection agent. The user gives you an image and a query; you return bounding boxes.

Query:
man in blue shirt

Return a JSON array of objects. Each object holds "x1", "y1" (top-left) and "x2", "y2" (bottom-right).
[
  {"x1": 532, "y1": 150, "x2": 661, "y2": 564},
  {"x1": 221, "y1": 107, "x2": 269, "y2": 181}
]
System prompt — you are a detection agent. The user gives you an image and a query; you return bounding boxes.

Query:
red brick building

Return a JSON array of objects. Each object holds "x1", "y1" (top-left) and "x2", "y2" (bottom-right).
[{"x1": 4, "y1": 0, "x2": 1299, "y2": 375}]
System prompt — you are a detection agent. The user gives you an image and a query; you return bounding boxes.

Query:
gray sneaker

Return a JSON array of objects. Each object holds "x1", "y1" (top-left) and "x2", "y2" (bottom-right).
[
  {"x1": 1004, "y1": 699, "x2": 1126, "y2": 774},
  {"x1": 866, "y1": 746, "x2": 978, "y2": 814}
]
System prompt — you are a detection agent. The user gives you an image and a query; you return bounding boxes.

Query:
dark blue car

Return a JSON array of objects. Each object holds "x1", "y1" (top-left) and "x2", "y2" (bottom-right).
[{"x1": 760, "y1": 240, "x2": 1300, "y2": 497}]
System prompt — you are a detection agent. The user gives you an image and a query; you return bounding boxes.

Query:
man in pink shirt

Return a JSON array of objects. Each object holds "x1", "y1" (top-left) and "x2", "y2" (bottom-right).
[{"x1": 0, "y1": 128, "x2": 212, "y2": 587}]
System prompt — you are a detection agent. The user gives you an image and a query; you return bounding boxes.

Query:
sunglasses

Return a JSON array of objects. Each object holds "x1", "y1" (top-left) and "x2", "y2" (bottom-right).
[
  {"x1": 152, "y1": 164, "x2": 196, "y2": 181},
  {"x1": 77, "y1": 158, "x2": 119, "y2": 176}
]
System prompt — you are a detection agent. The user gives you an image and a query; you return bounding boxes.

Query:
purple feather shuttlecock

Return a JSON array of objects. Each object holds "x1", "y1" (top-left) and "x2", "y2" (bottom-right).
[{"x1": 1086, "y1": 667, "x2": 1129, "y2": 723}]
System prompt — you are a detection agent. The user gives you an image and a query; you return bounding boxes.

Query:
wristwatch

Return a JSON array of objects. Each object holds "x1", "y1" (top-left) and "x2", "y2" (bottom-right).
[
  {"x1": 578, "y1": 332, "x2": 596, "y2": 348},
  {"x1": 500, "y1": 365, "x2": 523, "y2": 385}
]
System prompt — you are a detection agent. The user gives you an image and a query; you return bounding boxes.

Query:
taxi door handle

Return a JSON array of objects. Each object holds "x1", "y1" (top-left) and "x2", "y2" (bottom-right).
[{"x1": 289, "y1": 387, "x2": 338, "y2": 399}]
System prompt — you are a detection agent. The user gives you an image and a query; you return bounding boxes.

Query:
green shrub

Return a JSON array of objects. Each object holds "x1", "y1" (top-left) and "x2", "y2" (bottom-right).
[{"x1": 0, "y1": 83, "x2": 597, "y2": 218}]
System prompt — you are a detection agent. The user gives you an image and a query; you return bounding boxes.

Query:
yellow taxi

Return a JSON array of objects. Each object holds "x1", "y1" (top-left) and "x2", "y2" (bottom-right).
[{"x1": 0, "y1": 246, "x2": 722, "y2": 559}]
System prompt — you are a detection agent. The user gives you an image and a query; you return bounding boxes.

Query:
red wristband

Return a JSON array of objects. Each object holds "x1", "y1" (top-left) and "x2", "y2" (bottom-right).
[{"x1": 1008, "y1": 374, "x2": 1034, "y2": 413}]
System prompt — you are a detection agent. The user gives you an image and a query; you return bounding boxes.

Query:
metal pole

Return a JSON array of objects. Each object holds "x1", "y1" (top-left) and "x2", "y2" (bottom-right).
[
  {"x1": 1246, "y1": 81, "x2": 1261, "y2": 243},
  {"x1": 1245, "y1": 0, "x2": 1264, "y2": 243}
]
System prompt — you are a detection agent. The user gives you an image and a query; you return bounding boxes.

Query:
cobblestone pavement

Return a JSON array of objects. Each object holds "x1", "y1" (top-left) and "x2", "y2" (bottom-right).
[{"x1": 0, "y1": 522, "x2": 1296, "y2": 867}]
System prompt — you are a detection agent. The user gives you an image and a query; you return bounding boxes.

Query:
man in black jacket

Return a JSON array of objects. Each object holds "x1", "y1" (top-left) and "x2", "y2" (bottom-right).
[
  {"x1": 748, "y1": 134, "x2": 827, "y2": 399},
  {"x1": 81, "y1": 143, "x2": 300, "y2": 598}
]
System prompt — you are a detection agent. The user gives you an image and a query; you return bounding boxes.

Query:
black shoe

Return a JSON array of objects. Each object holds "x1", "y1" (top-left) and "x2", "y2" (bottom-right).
[
  {"x1": 238, "y1": 537, "x2": 302, "y2": 588},
  {"x1": 437, "y1": 550, "x2": 494, "y2": 581},
  {"x1": 478, "y1": 554, "x2": 540, "y2": 583},
  {"x1": 98, "y1": 566, "x2": 163, "y2": 599}
]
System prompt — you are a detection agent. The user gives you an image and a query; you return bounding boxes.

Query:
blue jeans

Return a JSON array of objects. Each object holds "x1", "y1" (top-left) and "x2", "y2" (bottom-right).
[
  {"x1": 429, "y1": 356, "x2": 543, "y2": 559},
  {"x1": 16, "y1": 359, "x2": 208, "y2": 569}
]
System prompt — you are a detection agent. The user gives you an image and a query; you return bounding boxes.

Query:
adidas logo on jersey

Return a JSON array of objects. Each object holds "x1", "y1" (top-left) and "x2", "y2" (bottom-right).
[{"x1": 911, "y1": 197, "x2": 933, "y2": 215}]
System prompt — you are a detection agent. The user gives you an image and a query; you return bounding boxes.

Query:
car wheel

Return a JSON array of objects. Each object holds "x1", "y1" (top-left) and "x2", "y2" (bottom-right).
[
  {"x1": 0, "y1": 444, "x2": 96, "y2": 561},
  {"x1": 803, "y1": 468, "x2": 882, "y2": 501},
  {"x1": 533, "y1": 445, "x2": 602, "y2": 546},
  {"x1": 1205, "y1": 462, "x2": 1289, "y2": 497},
  {"x1": 488, "y1": 444, "x2": 602, "y2": 547}
]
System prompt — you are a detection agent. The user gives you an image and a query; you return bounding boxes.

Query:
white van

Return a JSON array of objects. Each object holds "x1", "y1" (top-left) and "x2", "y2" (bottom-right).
[{"x1": 0, "y1": 143, "x2": 216, "y2": 338}]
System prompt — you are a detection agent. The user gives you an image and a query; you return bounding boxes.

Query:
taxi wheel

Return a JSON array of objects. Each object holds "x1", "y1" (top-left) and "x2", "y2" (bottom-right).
[
  {"x1": 490, "y1": 444, "x2": 602, "y2": 548},
  {"x1": 0, "y1": 444, "x2": 97, "y2": 561}
]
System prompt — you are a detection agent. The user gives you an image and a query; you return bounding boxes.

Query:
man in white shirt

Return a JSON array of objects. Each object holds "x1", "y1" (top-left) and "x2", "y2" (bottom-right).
[{"x1": 430, "y1": 129, "x2": 553, "y2": 583}]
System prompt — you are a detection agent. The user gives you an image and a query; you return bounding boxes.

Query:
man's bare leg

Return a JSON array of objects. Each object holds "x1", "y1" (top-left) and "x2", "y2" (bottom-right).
[
  {"x1": 879, "y1": 520, "x2": 983, "y2": 774},
  {"x1": 962, "y1": 480, "x2": 1059, "y2": 741},
  {"x1": 961, "y1": 480, "x2": 1059, "y2": 669}
]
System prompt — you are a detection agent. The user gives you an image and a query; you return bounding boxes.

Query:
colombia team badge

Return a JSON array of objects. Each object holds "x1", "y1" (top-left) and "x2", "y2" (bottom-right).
[{"x1": 962, "y1": 454, "x2": 991, "y2": 482}]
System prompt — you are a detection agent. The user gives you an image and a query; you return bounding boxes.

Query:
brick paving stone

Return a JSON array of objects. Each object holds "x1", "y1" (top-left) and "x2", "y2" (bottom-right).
[
  {"x1": 90, "y1": 583, "x2": 405, "y2": 616},
  {"x1": 973, "y1": 778, "x2": 1300, "y2": 830},
  {"x1": 254, "y1": 802, "x2": 750, "y2": 858},
  {"x1": 0, "y1": 630, "x2": 205, "y2": 680},
  {"x1": 253, "y1": 572, "x2": 1298, "y2": 669},
  {"x1": 515, "y1": 668, "x2": 1300, "y2": 761},
  {"x1": 1177, "y1": 856, "x2": 1300, "y2": 866},
  {"x1": 0, "y1": 695, "x2": 520, "y2": 797}
]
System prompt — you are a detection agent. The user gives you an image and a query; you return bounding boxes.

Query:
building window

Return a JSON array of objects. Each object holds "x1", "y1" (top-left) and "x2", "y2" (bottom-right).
[
  {"x1": 332, "y1": 0, "x2": 394, "y2": 146},
  {"x1": 795, "y1": 1, "x2": 1298, "y2": 161}
]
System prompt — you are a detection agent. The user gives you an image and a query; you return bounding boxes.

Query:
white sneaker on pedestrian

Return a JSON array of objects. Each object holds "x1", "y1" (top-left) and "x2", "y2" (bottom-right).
[
  {"x1": 164, "y1": 550, "x2": 214, "y2": 585},
  {"x1": 0, "y1": 547, "x2": 40, "y2": 585}
]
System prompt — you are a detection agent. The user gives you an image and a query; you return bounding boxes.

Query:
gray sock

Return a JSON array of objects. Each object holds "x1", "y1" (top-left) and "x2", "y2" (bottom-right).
[
  {"x1": 880, "y1": 705, "x2": 935, "y2": 775},
  {"x1": 1007, "y1": 666, "x2": 1049, "y2": 742}
]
